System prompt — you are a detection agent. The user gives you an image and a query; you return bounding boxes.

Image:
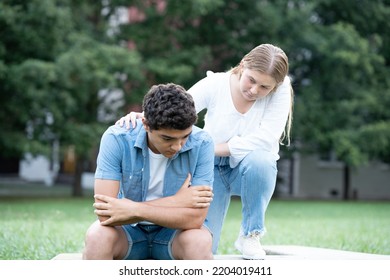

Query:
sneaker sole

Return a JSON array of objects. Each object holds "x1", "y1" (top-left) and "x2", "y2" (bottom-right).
[
  {"x1": 242, "y1": 254, "x2": 266, "y2": 260},
  {"x1": 235, "y1": 239, "x2": 266, "y2": 260}
]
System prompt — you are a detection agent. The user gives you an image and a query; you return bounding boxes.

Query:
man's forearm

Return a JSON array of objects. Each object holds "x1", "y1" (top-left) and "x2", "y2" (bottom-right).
[
  {"x1": 95, "y1": 196, "x2": 208, "y2": 229},
  {"x1": 144, "y1": 184, "x2": 213, "y2": 209},
  {"x1": 94, "y1": 195, "x2": 208, "y2": 229},
  {"x1": 143, "y1": 196, "x2": 178, "y2": 207},
  {"x1": 94, "y1": 179, "x2": 120, "y2": 222},
  {"x1": 133, "y1": 202, "x2": 208, "y2": 229}
]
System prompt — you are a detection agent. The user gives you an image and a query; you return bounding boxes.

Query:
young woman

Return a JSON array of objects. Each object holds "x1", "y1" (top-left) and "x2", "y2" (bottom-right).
[{"x1": 118, "y1": 44, "x2": 294, "y2": 259}]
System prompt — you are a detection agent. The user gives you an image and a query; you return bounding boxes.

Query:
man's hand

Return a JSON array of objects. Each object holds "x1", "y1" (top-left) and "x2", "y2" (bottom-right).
[
  {"x1": 173, "y1": 174, "x2": 213, "y2": 208},
  {"x1": 93, "y1": 195, "x2": 141, "y2": 226}
]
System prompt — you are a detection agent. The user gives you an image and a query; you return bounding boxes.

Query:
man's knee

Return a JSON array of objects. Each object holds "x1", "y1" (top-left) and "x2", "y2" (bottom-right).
[
  {"x1": 85, "y1": 221, "x2": 115, "y2": 244},
  {"x1": 173, "y1": 228, "x2": 213, "y2": 260},
  {"x1": 83, "y1": 221, "x2": 120, "y2": 259},
  {"x1": 192, "y1": 228, "x2": 213, "y2": 250}
]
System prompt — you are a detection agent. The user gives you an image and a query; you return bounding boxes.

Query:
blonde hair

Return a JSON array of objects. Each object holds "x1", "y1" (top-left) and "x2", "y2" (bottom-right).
[{"x1": 231, "y1": 43, "x2": 294, "y2": 146}]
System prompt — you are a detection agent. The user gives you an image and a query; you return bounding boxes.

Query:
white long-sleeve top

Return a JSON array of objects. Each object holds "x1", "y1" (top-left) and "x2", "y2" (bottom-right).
[{"x1": 188, "y1": 71, "x2": 292, "y2": 168}]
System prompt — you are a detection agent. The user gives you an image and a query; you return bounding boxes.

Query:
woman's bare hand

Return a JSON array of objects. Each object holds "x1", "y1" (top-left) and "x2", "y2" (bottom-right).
[{"x1": 115, "y1": 111, "x2": 144, "y2": 129}]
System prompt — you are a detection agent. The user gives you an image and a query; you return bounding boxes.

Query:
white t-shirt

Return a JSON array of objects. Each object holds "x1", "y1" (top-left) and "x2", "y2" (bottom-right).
[
  {"x1": 188, "y1": 71, "x2": 292, "y2": 168},
  {"x1": 146, "y1": 148, "x2": 168, "y2": 201}
]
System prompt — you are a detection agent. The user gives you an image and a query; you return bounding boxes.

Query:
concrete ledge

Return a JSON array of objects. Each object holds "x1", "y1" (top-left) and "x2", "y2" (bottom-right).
[
  {"x1": 262, "y1": 245, "x2": 390, "y2": 260},
  {"x1": 52, "y1": 245, "x2": 390, "y2": 260},
  {"x1": 53, "y1": 253, "x2": 83, "y2": 260}
]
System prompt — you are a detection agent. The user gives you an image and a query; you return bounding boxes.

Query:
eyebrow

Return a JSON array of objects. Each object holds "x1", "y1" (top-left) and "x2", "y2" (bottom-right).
[
  {"x1": 251, "y1": 76, "x2": 274, "y2": 89},
  {"x1": 161, "y1": 131, "x2": 192, "y2": 140},
  {"x1": 248, "y1": 73, "x2": 275, "y2": 88}
]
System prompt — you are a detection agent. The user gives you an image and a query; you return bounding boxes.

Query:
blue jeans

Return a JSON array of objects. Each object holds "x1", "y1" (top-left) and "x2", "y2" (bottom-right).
[
  {"x1": 206, "y1": 149, "x2": 277, "y2": 253},
  {"x1": 121, "y1": 224, "x2": 177, "y2": 259}
]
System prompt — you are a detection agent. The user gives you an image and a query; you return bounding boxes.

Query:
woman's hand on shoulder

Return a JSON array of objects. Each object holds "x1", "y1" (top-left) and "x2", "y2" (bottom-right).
[{"x1": 115, "y1": 112, "x2": 144, "y2": 130}]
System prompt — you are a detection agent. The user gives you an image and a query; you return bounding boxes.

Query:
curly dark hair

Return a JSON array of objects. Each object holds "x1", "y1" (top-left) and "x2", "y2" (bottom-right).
[{"x1": 142, "y1": 83, "x2": 198, "y2": 130}]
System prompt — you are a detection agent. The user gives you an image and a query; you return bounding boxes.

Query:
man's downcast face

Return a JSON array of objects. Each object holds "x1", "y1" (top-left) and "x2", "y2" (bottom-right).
[{"x1": 145, "y1": 124, "x2": 192, "y2": 158}]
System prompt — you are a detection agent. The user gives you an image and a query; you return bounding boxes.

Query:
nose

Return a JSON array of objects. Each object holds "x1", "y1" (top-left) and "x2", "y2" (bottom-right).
[
  {"x1": 171, "y1": 141, "x2": 182, "y2": 152},
  {"x1": 252, "y1": 85, "x2": 260, "y2": 95}
]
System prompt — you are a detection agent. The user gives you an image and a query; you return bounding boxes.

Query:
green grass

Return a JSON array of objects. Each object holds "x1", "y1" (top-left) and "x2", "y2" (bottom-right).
[
  {"x1": 0, "y1": 197, "x2": 95, "y2": 260},
  {"x1": 220, "y1": 199, "x2": 390, "y2": 255},
  {"x1": 0, "y1": 183, "x2": 95, "y2": 260},
  {"x1": 1, "y1": 183, "x2": 389, "y2": 259}
]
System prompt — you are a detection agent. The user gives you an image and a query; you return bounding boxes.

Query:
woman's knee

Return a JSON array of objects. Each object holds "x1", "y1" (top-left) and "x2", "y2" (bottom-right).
[
  {"x1": 241, "y1": 149, "x2": 277, "y2": 173},
  {"x1": 237, "y1": 150, "x2": 277, "y2": 194}
]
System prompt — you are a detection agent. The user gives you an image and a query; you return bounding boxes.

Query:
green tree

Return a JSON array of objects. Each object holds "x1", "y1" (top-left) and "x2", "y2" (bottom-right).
[
  {"x1": 293, "y1": 0, "x2": 390, "y2": 199},
  {"x1": 106, "y1": 0, "x2": 390, "y2": 199},
  {"x1": 316, "y1": 0, "x2": 390, "y2": 163},
  {"x1": 0, "y1": 0, "x2": 145, "y2": 196},
  {"x1": 3, "y1": 0, "x2": 389, "y2": 199},
  {"x1": 0, "y1": 0, "x2": 72, "y2": 157},
  {"x1": 107, "y1": 0, "x2": 307, "y2": 88}
]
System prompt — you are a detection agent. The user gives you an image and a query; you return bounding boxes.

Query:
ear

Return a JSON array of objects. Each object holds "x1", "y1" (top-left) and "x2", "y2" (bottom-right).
[
  {"x1": 238, "y1": 62, "x2": 244, "y2": 77},
  {"x1": 271, "y1": 81, "x2": 282, "y2": 93},
  {"x1": 142, "y1": 117, "x2": 150, "y2": 132}
]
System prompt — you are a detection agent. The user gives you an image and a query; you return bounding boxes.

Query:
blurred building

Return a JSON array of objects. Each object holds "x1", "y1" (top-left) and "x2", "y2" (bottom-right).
[{"x1": 276, "y1": 153, "x2": 390, "y2": 200}]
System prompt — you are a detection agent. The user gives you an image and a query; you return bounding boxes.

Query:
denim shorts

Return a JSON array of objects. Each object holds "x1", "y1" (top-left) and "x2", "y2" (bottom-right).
[{"x1": 121, "y1": 223, "x2": 178, "y2": 260}]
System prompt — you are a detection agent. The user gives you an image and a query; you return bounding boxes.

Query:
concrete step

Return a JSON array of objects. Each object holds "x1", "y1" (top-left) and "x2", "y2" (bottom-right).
[{"x1": 52, "y1": 245, "x2": 390, "y2": 260}]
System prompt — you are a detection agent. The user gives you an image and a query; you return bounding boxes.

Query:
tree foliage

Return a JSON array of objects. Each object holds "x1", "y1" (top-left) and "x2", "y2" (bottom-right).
[
  {"x1": 295, "y1": 0, "x2": 390, "y2": 166},
  {"x1": 106, "y1": 0, "x2": 390, "y2": 167},
  {"x1": 0, "y1": 0, "x2": 144, "y2": 195},
  {"x1": 1, "y1": 0, "x2": 389, "y2": 197}
]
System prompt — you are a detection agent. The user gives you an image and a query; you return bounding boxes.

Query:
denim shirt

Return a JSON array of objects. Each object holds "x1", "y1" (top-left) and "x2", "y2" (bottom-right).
[{"x1": 95, "y1": 120, "x2": 214, "y2": 203}]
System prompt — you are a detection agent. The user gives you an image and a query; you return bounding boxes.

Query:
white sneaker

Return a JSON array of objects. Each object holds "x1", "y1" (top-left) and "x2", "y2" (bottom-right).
[{"x1": 234, "y1": 234, "x2": 266, "y2": 260}]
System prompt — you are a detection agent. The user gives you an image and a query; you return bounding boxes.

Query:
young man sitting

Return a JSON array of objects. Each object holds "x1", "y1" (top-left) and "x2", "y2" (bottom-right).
[{"x1": 82, "y1": 83, "x2": 214, "y2": 260}]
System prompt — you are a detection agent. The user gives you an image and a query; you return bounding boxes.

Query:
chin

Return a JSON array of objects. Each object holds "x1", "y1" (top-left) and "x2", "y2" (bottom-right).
[
  {"x1": 164, "y1": 152, "x2": 175, "y2": 158},
  {"x1": 244, "y1": 95, "x2": 256, "y2": 101}
]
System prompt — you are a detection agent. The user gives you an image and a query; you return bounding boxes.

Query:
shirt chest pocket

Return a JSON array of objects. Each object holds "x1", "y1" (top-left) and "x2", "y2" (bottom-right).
[
  {"x1": 122, "y1": 170, "x2": 143, "y2": 201},
  {"x1": 164, "y1": 174, "x2": 189, "y2": 197}
]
